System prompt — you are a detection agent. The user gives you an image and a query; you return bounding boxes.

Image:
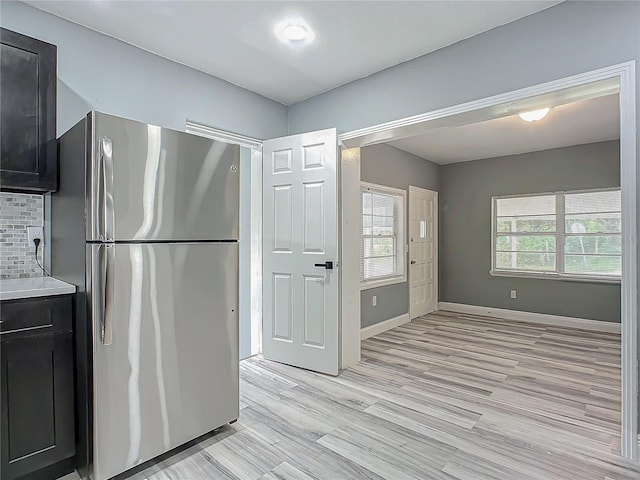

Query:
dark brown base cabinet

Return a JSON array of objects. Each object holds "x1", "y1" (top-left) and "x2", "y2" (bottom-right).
[{"x1": 1, "y1": 295, "x2": 75, "y2": 480}]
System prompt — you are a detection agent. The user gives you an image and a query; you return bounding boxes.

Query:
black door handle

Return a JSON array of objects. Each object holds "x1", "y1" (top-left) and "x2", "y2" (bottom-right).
[{"x1": 314, "y1": 261, "x2": 334, "y2": 270}]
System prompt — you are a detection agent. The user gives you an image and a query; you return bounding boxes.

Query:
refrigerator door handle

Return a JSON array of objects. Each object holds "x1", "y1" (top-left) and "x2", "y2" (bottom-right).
[
  {"x1": 93, "y1": 244, "x2": 115, "y2": 346},
  {"x1": 100, "y1": 137, "x2": 115, "y2": 242},
  {"x1": 103, "y1": 244, "x2": 115, "y2": 345}
]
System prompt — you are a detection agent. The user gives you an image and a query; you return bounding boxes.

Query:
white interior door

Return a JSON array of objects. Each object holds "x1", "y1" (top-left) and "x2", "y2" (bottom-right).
[
  {"x1": 409, "y1": 186, "x2": 438, "y2": 319},
  {"x1": 262, "y1": 129, "x2": 338, "y2": 375}
]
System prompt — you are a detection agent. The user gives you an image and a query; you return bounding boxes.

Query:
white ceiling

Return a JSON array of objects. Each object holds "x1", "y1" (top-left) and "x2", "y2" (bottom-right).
[
  {"x1": 25, "y1": 1, "x2": 561, "y2": 105},
  {"x1": 388, "y1": 94, "x2": 620, "y2": 164}
]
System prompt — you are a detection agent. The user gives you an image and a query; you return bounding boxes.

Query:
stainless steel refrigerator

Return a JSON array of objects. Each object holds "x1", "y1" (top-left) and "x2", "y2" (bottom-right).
[{"x1": 51, "y1": 112, "x2": 240, "y2": 480}]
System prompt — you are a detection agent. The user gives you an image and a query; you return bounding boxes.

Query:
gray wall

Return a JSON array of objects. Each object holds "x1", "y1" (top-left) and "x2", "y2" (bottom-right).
[
  {"x1": 440, "y1": 141, "x2": 621, "y2": 322},
  {"x1": 360, "y1": 144, "x2": 439, "y2": 328},
  {"x1": 0, "y1": 1, "x2": 288, "y2": 139},
  {"x1": 288, "y1": 2, "x2": 640, "y2": 137}
]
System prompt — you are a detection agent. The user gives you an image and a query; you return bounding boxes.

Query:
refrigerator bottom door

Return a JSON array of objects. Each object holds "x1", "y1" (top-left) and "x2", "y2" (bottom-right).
[{"x1": 88, "y1": 242, "x2": 239, "y2": 480}]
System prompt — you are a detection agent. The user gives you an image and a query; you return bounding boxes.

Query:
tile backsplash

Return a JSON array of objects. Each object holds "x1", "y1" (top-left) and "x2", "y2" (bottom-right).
[{"x1": 0, "y1": 192, "x2": 44, "y2": 279}]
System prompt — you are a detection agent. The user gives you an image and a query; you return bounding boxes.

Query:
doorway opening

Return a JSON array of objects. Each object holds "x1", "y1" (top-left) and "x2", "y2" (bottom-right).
[
  {"x1": 338, "y1": 62, "x2": 637, "y2": 459},
  {"x1": 186, "y1": 122, "x2": 263, "y2": 360}
]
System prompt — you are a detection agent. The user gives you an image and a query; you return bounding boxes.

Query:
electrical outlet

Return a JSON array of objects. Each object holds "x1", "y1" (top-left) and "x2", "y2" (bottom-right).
[
  {"x1": 372, "y1": 295, "x2": 377, "y2": 307},
  {"x1": 27, "y1": 226, "x2": 44, "y2": 246},
  {"x1": 510, "y1": 290, "x2": 517, "y2": 299}
]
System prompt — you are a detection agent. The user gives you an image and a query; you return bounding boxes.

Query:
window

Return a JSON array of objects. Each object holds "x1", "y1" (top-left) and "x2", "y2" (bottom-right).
[
  {"x1": 361, "y1": 183, "x2": 406, "y2": 288},
  {"x1": 492, "y1": 189, "x2": 621, "y2": 281}
]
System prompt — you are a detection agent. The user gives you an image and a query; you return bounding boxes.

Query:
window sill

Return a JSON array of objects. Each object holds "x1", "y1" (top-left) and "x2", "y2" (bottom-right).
[
  {"x1": 490, "y1": 270, "x2": 621, "y2": 284},
  {"x1": 361, "y1": 275, "x2": 406, "y2": 290}
]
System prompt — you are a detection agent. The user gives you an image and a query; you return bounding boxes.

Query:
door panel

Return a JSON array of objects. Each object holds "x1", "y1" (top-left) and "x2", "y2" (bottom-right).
[
  {"x1": 409, "y1": 187, "x2": 438, "y2": 319},
  {"x1": 88, "y1": 242, "x2": 238, "y2": 480},
  {"x1": 88, "y1": 112, "x2": 240, "y2": 242},
  {"x1": 1, "y1": 334, "x2": 74, "y2": 480},
  {"x1": 303, "y1": 275, "x2": 326, "y2": 347},
  {"x1": 273, "y1": 186, "x2": 293, "y2": 252},
  {"x1": 303, "y1": 182, "x2": 325, "y2": 253},
  {"x1": 262, "y1": 129, "x2": 338, "y2": 375},
  {"x1": 273, "y1": 273, "x2": 293, "y2": 341}
]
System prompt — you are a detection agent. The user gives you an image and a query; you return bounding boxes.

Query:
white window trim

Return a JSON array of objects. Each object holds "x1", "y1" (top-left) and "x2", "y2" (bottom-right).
[
  {"x1": 360, "y1": 182, "x2": 407, "y2": 290},
  {"x1": 491, "y1": 187, "x2": 621, "y2": 284}
]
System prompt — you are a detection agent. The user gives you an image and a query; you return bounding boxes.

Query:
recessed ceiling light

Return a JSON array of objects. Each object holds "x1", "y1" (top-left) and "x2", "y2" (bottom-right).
[
  {"x1": 275, "y1": 19, "x2": 315, "y2": 46},
  {"x1": 518, "y1": 108, "x2": 550, "y2": 122}
]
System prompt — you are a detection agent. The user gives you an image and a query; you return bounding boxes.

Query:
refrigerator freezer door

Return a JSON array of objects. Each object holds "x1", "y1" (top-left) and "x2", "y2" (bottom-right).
[
  {"x1": 87, "y1": 112, "x2": 240, "y2": 242},
  {"x1": 88, "y1": 242, "x2": 239, "y2": 480}
]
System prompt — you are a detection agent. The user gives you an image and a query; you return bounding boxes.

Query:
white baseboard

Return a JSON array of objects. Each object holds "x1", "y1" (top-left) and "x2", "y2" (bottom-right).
[
  {"x1": 361, "y1": 313, "x2": 411, "y2": 340},
  {"x1": 438, "y1": 302, "x2": 621, "y2": 334}
]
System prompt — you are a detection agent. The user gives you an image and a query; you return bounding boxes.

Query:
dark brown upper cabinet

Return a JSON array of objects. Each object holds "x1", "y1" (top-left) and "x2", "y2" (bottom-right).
[{"x1": 1, "y1": 28, "x2": 57, "y2": 193}]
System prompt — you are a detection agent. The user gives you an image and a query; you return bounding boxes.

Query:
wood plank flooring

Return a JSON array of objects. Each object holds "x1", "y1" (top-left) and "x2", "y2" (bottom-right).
[{"x1": 78, "y1": 311, "x2": 640, "y2": 479}]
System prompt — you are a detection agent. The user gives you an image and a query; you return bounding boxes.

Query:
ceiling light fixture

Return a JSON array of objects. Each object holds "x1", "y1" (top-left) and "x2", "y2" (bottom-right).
[
  {"x1": 518, "y1": 108, "x2": 551, "y2": 122},
  {"x1": 275, "y1": 18, "x2": 315, "y2": 46}
]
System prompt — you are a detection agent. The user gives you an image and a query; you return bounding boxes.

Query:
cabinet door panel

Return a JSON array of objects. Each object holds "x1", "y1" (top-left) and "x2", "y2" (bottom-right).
[
  {"x1": 1, "y1": 334, "x2": 75, "y2": 480},
  {"x1": 0, "y1": 43, "x2": 39, "y2": 173},
  {"x1": 6, "y1": 339, "x2": 56, "y2": 460},
  {"x1": 0, "y1": 28, "x2": 57, "y2": 193}
]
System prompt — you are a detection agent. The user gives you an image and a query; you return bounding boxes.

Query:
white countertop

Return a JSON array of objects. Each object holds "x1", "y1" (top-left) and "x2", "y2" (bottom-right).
[{"x1": 0, "y1": 277, "x2": 76, "y2": 301}]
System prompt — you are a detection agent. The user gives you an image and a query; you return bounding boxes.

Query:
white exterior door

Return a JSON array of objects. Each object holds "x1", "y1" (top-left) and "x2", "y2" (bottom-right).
[
  {"x1": 262, "y1": 129, "x2": 338, "y2": 375},
  {"x1": 409, "y1": 186, "x2": 438, "y2": 319}
]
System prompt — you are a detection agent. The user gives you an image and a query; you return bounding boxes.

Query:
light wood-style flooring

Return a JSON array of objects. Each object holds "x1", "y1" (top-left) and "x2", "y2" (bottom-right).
[{"x1": 71, "y1": 311, "x2": 640, "y2": 479}]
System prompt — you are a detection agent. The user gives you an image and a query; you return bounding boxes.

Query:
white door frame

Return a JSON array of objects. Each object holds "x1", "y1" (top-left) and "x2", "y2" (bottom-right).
[
  {"x1": 186, "y1": 121, "x2": 264, "y2": 357},
  {"x1": 187, "y1": 122, "x2": 362, "y2": 371},
  {"x1": 338, "y1": 62, "x2": 638, "y2": 460},
  {"x1": 408, "y1": 186, "x2": 438, "y2": 319}
]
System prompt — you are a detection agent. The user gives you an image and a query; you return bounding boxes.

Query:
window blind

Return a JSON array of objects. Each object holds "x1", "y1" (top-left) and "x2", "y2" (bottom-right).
[
  {"x1": 361, "y1": 184, "x2": 405, "y2": 285},
  {"x1": 493, "y1": 189, "x2": 621, "y2": 280}
]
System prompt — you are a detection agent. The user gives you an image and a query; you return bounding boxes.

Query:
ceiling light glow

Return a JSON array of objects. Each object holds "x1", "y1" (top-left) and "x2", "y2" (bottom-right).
[
  {"x1": 283, "y1": 24, "x2": 308, "y2": 41},
  {"x1": 275, "y1": 19, "x2": 315, "y2": 45},
  {"x1": 518, "y1": 108, "x2": 550, "y2": 122}
]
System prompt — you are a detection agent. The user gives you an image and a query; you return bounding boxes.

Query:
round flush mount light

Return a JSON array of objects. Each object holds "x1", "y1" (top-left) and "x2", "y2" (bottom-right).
[
  {"x1": 275, "y1": 19, "x2": 315, "y2": 46},
  {"x1": 518, "y1": 107, "x2": 550, "y2": 122}
]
